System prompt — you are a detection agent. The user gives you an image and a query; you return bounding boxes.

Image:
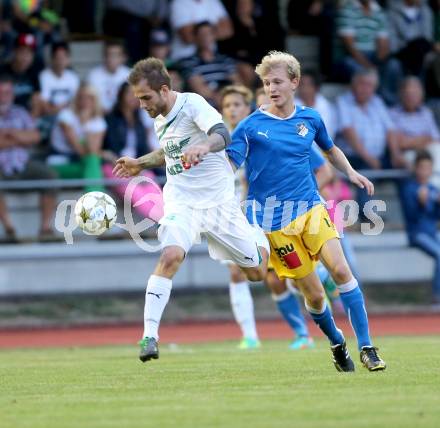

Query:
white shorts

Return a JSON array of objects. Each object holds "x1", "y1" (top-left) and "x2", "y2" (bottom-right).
[{"x1": 158, "y1": 198, "x2": 269, "y2": 268}]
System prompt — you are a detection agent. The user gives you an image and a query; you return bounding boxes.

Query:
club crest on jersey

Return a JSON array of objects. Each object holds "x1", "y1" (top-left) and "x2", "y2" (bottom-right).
[
  {"x1": 296, "y1": 122, "x2": 309, "y2": 137},
  {"x1": 164, "y1": 137, "x2": 190, "y2": 160}
]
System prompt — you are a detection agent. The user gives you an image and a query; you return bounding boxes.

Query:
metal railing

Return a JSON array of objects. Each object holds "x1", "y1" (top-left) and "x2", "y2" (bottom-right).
[
  {"x1": 0, "y1": 169, "x2": 410, "y2": 191},
  {"x1": 0, "y1": 176, "x2": 167, "y2": 191}
]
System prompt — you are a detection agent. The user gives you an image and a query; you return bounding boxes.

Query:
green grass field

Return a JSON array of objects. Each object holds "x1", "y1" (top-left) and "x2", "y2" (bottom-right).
[{"x1": 1, "y1": 336, "x2": 439, "y2": 428}]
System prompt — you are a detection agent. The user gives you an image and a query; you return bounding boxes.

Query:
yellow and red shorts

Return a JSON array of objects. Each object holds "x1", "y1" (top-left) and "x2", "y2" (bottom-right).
[{"x1": 266, "y1": 204, "x2": 339, "y2": 280}]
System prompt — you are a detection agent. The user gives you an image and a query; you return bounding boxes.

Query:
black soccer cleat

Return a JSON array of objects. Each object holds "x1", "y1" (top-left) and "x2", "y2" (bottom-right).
[
  {"x1": 331, "y1": 341, "x2": 355, "y2": 372},
  {"x1": 360, "y1": 346, "x2": 386, "y2": 371},
  {"x1": 138, "y1": 337, "x2": 159, "y2": 362}
]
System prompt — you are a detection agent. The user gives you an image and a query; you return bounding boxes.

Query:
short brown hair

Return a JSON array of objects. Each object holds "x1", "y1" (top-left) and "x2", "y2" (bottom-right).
[
  {"x1": 128, "y1": 57, "x2": 171, "y2": 91},
  {"x1": 220, "y1": 85, "x2": 253, "y2": 106},
  {"x1": 415, "y1": 149, "x2": 433, "y2": 165}
]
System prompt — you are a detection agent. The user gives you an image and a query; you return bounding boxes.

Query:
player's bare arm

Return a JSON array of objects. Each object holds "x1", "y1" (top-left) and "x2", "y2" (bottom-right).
[
  {"x1": 325, "y1": 145, "x2": 374, "y2": 196},
  {"x1": 113, "y1": 149, "x2": 165, "y2": 178},
  {"x1": 183, "y1": 123, "x2": 231, "y2": 164}
]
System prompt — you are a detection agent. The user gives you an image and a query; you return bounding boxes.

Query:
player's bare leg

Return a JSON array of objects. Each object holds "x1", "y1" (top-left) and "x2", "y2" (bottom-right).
[
  {"x1": 319, "y1": 238, "x2": 386, "y2": 371},
  {"x1": 228, "y1": 264, "x2": 260, "y2": 349},
  {"x1": 139, "y1": 245, "x2": 185, "y2": 363},
  {"x1": 153, "y1": 245, "x2": 185, "y2": 278},
  {"x1": 265, "y1": 271, "x2": 314, "y2": 349}
]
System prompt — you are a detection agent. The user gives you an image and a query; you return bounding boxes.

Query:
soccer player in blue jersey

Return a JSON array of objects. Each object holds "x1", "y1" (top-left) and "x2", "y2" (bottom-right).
[
  {"x1": 255, "y1": 91, "x2": 340, "y2": 351},
  {"x1": 223, "y1": 51, "x2": 386, "y2": 372},
  {"x1": 222, "y1": 85, "x2": 335, "y2": 350},
  {"x1": 265, "y1": 143, "x2": 334, "y2": 350}
]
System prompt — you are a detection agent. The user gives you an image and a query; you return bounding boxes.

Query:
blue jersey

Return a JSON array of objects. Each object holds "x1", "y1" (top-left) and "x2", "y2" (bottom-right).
[
  {"x1": 310, "y1": 142, "x2": 325, "y2": 171},
  {"x1": 227, "y1": 105, "x2": 333, "y2": 231}
]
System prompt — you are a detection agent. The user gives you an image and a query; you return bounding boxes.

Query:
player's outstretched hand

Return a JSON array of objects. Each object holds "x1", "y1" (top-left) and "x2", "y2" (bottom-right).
[
  {"x1": 348, "y1": 170, "x2": 374, "y2": 196},
  {"x1": 183, "y1": 143, "x2": 210, "y2": 165},
  {"x1": 113, "y1": 156, "x2": 142, "y2": 178}
]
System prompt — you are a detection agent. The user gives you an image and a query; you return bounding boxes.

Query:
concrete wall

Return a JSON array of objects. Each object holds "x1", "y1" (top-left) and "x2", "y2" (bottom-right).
[{"x1": 0, "y1": 231, "x2": 434, "y2": 296}]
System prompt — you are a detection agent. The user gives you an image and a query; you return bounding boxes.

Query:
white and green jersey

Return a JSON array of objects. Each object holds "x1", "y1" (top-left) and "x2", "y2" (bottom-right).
[{"x1": 154, "y1": 92, "x2": 235, "y2": 209}]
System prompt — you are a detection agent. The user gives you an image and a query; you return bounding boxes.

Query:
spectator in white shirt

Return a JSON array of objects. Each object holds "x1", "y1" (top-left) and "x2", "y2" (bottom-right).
[
  {"x1": 48, "y1": 83, "x2": 106, "y2": 193},
  {"x1": 170, "y1": 0, "x2": 233, "y2": 61},
  {"x1": 87, "y1": 40, "x2": 130, "y2": 114},
  {"x1": 335, "y1": 68, "x2": 404, "y2": 215},
  {"x1": 39, "y1": 41, "x2": 79, "y2": 116},
  {"x1": 390, "y1": 76, "x2": 440, "y2": 185}
]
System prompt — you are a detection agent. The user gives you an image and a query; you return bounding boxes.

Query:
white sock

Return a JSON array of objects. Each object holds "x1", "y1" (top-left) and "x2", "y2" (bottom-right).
[
  {"x1": 229, "y1": 281, "x2": 258, "y2": 340},
  {"x1": 337, "y1": 277, "x2": 358, "y2": 293},
  {"x1": 143, "y1": 275, "x2": 172, "y2": 340}
]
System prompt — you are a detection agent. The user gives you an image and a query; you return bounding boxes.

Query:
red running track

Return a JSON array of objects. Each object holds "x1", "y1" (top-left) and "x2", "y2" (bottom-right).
[{"x1": 0, "y1": 314, "x2": 439, "y2": 349}]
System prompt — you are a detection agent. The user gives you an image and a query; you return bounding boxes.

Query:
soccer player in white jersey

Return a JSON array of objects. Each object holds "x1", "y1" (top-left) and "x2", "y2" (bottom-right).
[{"x1": 113, "y1": 58, "x2": 269, "y2": 362}]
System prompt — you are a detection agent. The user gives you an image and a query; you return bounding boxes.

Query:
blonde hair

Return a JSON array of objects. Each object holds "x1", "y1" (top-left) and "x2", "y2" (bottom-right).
[
  {"x1": 255, "y1": 51, "x2": 301, "y2": 80},
  {"x1": 220, "y1": 85, "x2": 253, "y2": 106},
  {"x1": 73, "y1": 83, "x2": 102, "y2": 118}
]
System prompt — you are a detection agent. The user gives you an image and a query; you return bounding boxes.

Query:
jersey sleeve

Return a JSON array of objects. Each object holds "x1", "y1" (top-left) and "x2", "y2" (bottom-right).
[
  {"x1": 310, "y1": 143, "x2": 325, "y2": 172},
  {"x1": 336, "y1": 94, "x2": 353, "y2": 131},
  {"x1": 374, "y1": 96, "x2": 395, "y2": 131},
  {"x1": 188, "y1": 93, "x2": 223, "y2": 134},
  {"x1": 39, "y1": 70, "x2": 50, "y2": 102},
  {"x1": 376, "y1": 10, "x2": 389, "y2": 39},
  {"x1": 427, "y1": 108, "x2": 440, "y2": 141},
  {"x1": 211, "y1": 0, "x2": 228, "y2": 21},
  {"x1": 337, "y1": 5, "x2": 355, "y2": 37},
  {"x1": 170, "y1": 0, "x2": 195, "y2": 29},
  {"x1": 18, "y1": 107, "x2": 36, "y2": 130},
  {"x1": 314, "y1": 113, "x2": 334, "y2": 151},
  {"x1": 226, "y1": 120, "x2": 248, "y2": 169},
  {"x1": 57, "y1": 109, "x2": 75, "y2": 126}
]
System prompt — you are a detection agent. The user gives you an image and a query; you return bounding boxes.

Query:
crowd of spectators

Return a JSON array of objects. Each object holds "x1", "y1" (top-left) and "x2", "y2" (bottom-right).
[{"x1": 0, "y1": 0, "x2": 440, "y2": 293}]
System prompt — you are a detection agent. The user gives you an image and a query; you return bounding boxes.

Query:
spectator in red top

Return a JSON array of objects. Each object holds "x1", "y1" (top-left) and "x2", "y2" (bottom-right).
[{"x1": 0, "y1": 34, "x2": 42, "y2": 112}]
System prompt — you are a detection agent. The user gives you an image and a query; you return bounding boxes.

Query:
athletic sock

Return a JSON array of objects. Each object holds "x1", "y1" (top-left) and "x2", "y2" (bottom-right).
[
  {"x1": 229, "y1": 281, "x2": 258, "y2": 340},
  {"x1": 337, "y1": 277, "x2": 372, "y2": 349},
  {"x1": 143, "y1": 275, "x2": 172, "y2": 340},
  {"x1": 306, "y1": 301, "x2": 344, "y2": 346},
  {"x1": 273, "y1": 290, "x2": 309, "y2": 337}
]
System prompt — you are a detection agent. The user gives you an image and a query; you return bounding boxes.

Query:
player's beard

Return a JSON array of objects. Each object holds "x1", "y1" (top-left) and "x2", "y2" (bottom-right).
[
  {"x1": 145, "y1": 107, "x2": 159, "y2": 118},
  {"x1": 148, "y1": 97, "x2": 167, "y2": 118}
]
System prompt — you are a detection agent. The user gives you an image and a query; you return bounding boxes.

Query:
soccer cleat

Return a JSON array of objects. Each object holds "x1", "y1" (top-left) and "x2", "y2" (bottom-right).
[
  {"x1": 360, "y1": 346, "x2": 386, "y2": 371},
  {"x1": 289, "y1": 336, "x2": 315, "y2": 350},
  {"x1": 138, "y1": 337, "x2": 159, "y2": 362},
  {"x1": 238, "y1": 338, "x2": 261, "y2": 350},
  {"x1": 331, "y1": 341, "x2": 355, "y2": 372}
]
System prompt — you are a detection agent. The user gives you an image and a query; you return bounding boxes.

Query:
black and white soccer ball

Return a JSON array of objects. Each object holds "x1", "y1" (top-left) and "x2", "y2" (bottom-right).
[{"x1": 74, "y1": 191, "x2": 117, "y2": 235}]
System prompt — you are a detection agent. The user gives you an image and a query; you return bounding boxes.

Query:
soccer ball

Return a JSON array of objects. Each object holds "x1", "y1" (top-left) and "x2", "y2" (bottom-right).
[{"x1": 74, "y1": 191, "x2": 117, "y2": 235}]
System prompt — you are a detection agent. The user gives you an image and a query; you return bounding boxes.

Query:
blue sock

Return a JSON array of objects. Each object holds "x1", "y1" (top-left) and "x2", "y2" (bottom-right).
[
  {"x1": 274, "y1": 291, "x2": 309, "y2": 337},
  {"x1": 307, "y1": 302, "x2": 344, "y2": 346},
  {"x1": 338, "y1": 279, "x2": 372, "y2": 350}
]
